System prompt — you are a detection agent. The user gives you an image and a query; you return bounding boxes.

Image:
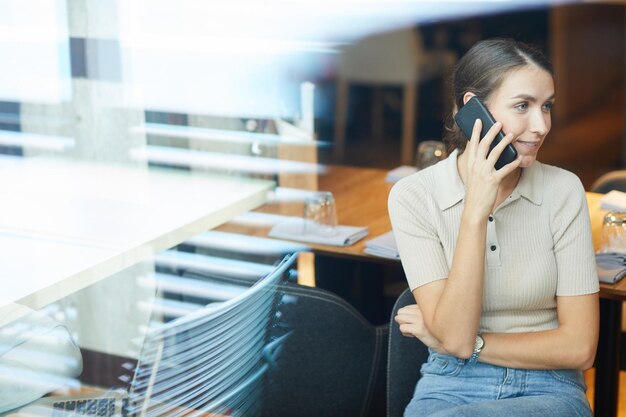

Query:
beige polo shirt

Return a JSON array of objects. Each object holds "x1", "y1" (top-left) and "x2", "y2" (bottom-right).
[{"x1": 388, "y1": 149, "x2": 599, "y2": 333}]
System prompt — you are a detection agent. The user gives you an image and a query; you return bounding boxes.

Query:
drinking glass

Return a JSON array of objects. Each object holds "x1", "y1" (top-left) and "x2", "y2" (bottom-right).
[
  {"x1": 601, "y1": 211, "x2": 626, "y2": 253},
  {"x1": 303, "y1": 191, "x2": 338, "y2": 237},
  {"x1": 415, "y1": 140, "x2": 447, "y2": 170}
]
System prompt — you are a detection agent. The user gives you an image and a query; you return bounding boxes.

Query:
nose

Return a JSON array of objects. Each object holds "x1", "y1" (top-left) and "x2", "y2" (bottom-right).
[{"x1": 529, "y1": 109, "x2": 550, "y2": 137}]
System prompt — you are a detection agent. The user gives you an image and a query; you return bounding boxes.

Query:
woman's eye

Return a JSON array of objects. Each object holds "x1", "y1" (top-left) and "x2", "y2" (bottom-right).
[
  {"x1": 543, "y1": 102, "x2": 554, "y2": 111},
  {"x1": 514, "y1": 102, "x2": 528, "y2": 111}
]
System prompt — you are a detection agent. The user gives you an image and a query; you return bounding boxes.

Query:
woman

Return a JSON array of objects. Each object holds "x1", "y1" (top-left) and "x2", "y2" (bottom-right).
[{"x1": 388, "y1": 38, "x2": 599, "y2": 416}]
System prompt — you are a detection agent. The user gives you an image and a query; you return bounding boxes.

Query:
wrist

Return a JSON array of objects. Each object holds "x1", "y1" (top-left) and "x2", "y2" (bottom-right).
[{"x1": 461, "y1": 209, "x2": 489, "y2": 228}]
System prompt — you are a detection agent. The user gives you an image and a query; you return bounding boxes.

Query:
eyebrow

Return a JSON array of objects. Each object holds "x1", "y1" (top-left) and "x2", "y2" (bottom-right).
[{"x1": 511, "y1": 94, "x2": 555, "y2": 102}]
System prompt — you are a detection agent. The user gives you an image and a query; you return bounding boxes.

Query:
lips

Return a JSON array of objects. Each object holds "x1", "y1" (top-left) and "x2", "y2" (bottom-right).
[{"x1": 516, "y1": 140, "x2": 541, "y2": 152}]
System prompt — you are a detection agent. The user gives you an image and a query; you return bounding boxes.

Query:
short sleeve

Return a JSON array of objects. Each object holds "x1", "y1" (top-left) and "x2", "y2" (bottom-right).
[
  {"x1": 550, "y1": 174, "x2": 599, "y2": 296},
  {"x1": 388, "y1": 177, "x2": 449, "y2": 290}
]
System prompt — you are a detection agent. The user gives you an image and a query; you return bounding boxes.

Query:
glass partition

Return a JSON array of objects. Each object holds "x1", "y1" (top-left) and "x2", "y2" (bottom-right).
[{"x1": 1, "y1": 0, "x2": 606, "y2": 415}]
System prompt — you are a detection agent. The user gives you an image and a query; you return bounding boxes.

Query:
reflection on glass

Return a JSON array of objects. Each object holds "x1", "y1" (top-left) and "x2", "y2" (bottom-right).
[
  {"x1": 0, "y1": 0, "x2": 71, "y2": 104},
  {"x1": 130, "y1": 144, "x2": 327, "y2": 177},
  {"x1": 602, "y1": 211, "x2": 626, "y2": 253},
  {"x1": 5, "y1": 241, "x2": 299, "y2": 416},
  {"x1": 0, "y1": 131, "x2": 74, "y2": 152},
  {"x1": 0, "y1": 308, "x2": 82, "y2": 413},
  {"x1": 125, "y1": 253, "x2": 297, "y2": 416},
  {"x1": 0, "y1": 0, "x2": 572, "y2": 415}
]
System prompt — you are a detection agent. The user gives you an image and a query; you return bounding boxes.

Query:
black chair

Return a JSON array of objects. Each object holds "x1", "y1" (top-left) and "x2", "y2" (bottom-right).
[
  {"x1": 386, "y1": 288, "x2": 429, "y2": 417},
  {"x1": 263, "y1": 282, "x2": 389, "y2": 417},
  {"x1": 590, "y1": 170, "x2": 626, "y2": 193},
  {"x1": 168, "y1": 245, "x2": 389, "y2": 417}
]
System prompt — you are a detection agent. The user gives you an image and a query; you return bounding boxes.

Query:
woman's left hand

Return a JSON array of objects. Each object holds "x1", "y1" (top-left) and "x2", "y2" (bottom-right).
[{"x1": 395, "y1": 304, "x2": 448, "y2": 354}]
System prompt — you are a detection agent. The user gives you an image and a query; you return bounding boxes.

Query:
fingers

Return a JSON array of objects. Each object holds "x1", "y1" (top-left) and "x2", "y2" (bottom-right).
[
  {"x1": 485, "y1": 130, "x2": 513, "y2": 165},
  {"x1": 398, "y1": 323, "x2": 416, "y2": 338},
  {"x1": 394, "y1": 305, "x2": 422, "y2": 325},
  {"x1": 484, "y1": 131, "x2": 523, "y2": 175},
  {"x1": 466, "y1": 119, "x2": 481, "y2": 167},
  {"x1": 468, "y1": 121, "x2": 522, "y2": 177},
  {"x1": 469, "y1": 118, "x2": 482, "y2": 148},
  {"x1": 476, "y1": 121, "x2": 503, "y2": 161},
  {"x1": 396, "y1": 306, "x2": 442, "y2": 347},
  {"x1": 397, "y1": 304, "x2": 420, "y2": 313},
  {"x1": 496, "y1": 154, "x2": 523, "y2": 177},
  {"x1": 466, "y1": 119, "x2": 506, "y2": 170},
  {"x1": 395, "y1": 304, "x2": 421, "y2": 319}
]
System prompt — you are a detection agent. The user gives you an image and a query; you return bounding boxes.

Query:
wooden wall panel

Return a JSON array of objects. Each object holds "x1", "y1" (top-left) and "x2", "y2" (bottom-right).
[{"x1": 550, "y1": 3, "x2": 625, "y2": 125}]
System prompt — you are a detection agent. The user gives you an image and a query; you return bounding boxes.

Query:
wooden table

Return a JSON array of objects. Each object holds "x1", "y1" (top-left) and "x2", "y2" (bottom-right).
[{"x1": 217, "y1": 165, "x2": 393, "y2": 261}]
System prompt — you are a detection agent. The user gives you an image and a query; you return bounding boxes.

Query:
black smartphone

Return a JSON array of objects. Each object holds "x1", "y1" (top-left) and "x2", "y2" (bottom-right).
[{"x1": 454, "y1": 97, "x2": 518, "y2": 170}]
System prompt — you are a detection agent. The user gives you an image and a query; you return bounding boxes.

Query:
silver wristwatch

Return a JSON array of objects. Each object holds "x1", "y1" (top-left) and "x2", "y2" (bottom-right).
[{"x1": 469, "y1": 334, "x2": 484, "y2": 364}]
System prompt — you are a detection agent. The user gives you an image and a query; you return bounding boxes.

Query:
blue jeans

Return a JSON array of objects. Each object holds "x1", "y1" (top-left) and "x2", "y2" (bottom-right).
[{"x1": 404, "y1": 351, "x2": 592, "y2": 417}]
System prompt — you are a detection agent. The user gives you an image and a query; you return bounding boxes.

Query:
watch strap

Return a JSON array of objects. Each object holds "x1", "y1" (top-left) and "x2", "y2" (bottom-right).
[{"x1": 469, "y1": 334, "x2": 484, "y2": 364}]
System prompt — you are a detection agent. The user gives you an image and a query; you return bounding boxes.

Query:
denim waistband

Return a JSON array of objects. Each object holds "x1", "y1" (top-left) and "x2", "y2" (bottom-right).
[{"x1": 424, "y1": 350, "x2": 586, "y2": 392}]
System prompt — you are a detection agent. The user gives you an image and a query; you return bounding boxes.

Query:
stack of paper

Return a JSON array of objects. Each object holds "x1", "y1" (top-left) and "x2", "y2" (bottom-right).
[
  {"x1": 269, "y1": 218, "x2": 369, "y2": 246},
  {"x1": 385, "y1": 166, "x2": 418, "y2": 183},
  {"x1": 600, "y1": 190, "x2": 626, "y2": 212},
  {"x1": 364, "y1": 231, "x2": 400, "y2": 259}
]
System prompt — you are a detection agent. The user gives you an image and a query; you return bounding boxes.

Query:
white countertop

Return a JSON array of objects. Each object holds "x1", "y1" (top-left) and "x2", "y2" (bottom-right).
[{"x1": 0, "y1": 157, "x2": 273, "y2": 323}]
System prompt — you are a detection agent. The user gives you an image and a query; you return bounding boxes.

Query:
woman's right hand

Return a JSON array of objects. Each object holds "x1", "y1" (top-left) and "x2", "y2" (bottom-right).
[
  {"x1": 462, "y1": 119, "x2": 521, "y2": 219},
  {"x1": 395, "y1": 304, "x2": 448, "y2": 355}
]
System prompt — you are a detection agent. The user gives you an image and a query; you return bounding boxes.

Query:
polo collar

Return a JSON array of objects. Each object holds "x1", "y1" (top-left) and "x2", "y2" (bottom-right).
[
  {"x1": 431, "y1": 149, "x2": 544, "y2": 210},
  {"x1": 511, "y1": 158, "x2": 544, "y2": 205}
]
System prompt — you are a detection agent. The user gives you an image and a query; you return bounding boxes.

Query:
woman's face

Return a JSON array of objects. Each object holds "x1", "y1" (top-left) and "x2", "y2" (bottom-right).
[{"x1": 485, "y1": 65, "x2": 555, "y2": 168}]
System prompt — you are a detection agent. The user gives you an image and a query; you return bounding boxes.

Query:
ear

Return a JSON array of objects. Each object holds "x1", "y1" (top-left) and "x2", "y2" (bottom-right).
[{"x1": 462, "y1": 92, "x2": 476, "y2": 105}]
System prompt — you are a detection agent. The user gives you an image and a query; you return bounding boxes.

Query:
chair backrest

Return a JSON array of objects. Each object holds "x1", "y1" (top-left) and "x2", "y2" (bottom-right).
[
  {"x1": 164, "y1": 247, "x2": 388, "y2": 417},
  {"x1": 263, "y1": 282, "x2": 388, "y2": 417},
  {"x1": 387, "y1": 287, "x2": 429, "y2": 417},
  {"x1": 129, "y1": 254, "x2": 297, "y2": 417},
  {"x1": 590, "y1": 170, "x2": 626, "y2": 194}
]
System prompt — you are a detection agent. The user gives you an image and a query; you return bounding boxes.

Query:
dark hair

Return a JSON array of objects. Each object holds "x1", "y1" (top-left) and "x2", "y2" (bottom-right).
[{"x1": 443, "y1": 38, "x2": 554, "y2": 155}]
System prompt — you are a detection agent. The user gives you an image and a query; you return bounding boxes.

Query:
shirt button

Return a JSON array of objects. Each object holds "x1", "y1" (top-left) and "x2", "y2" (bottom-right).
[
  {"x1": 490, "y1": 245, "x2": 497, "y2": 251},
  {"x1": 488, "y1": 215, "x2": 494, "y2": 222}
]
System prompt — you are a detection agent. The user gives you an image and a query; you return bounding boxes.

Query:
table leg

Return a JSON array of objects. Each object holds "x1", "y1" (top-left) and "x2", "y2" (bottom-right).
[{"x1": 595, "y1": 298, "x2": 622, "y2": 417}]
